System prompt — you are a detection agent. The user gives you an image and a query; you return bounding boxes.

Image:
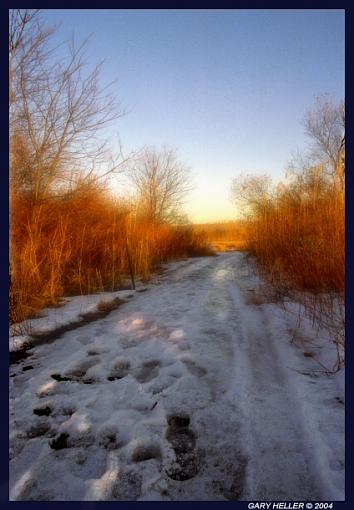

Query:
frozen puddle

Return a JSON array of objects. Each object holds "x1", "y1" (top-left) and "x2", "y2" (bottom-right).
[{"x1": 9, "y1": 252, "x2": 345, "y2": 500}]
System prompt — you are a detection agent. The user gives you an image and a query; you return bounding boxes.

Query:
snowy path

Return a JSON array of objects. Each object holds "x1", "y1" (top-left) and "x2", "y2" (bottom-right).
[{"x1": 9, "y1": 252, "x2": 344, "y2": 501}]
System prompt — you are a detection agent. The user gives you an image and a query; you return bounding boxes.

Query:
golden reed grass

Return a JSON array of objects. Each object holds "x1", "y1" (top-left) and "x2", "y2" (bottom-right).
[
  {"x1": 10, "y1": 186, "x2": 212, "y2": 323},
  {"x1": 233, "y1": 165, "x2": 345, "y2": 361},
  {"x1": 193, "y1": 221, "x2": 249, "y2": 251},
  {"x1": 243, "y1": 178, "x2": 344, "y2": 295}
]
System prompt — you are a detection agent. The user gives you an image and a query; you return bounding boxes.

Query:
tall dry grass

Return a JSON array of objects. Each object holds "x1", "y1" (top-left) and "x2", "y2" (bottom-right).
[
  {"x1": 244, "y1": 171, "x2": 344, "y2": 295},
  {"x1": 9, "y1": 11, "x2": 213, "y2": 325},
  {"x1": 236, "y1": 164, "x2": 345, "y2": 363},
  {"x1": 10, "y1": 185, "x2": 211, "y2": 324}
]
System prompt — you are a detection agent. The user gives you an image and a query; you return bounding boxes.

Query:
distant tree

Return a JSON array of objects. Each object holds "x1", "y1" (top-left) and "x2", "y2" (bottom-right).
[
  {"x1": 128, "y1": 146, "x2": 191, "y2": 224},
  {"x1": 231, "y1": 173, "x2": 273, "y2": 217},
  {"x1": 303, "y1": 94, "x2": 345, "y2": 182}
]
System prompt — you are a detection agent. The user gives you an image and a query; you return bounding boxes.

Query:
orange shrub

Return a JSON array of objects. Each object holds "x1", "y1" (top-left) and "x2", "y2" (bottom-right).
[
  {"x1": 242, "y1": 174, "x2": 344, "y2": 294},
  {"x1": 10, "y1": 187, "x2": 211, "y2": 323}
]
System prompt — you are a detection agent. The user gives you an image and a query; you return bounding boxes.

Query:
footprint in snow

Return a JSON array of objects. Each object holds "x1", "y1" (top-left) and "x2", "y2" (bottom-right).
[
  {"x1": 97, "y1": 423, "x2": 123, "y2": 450},
  {"x1": 110, "y1": 468, "x2": 142, "y2": 500},
  {"x1": 134, "y1": 359, "x2": 161, "y2": 383},
  {"x1": 165, "y1": 411, "x2": 200, "y2": 481},
  {"x1": 33, "y1": 404, "x2": 52, "y2": 416},
  {"x1": 106, "y1": 357, "x2": 161, "y2": 384},
  {"x1": 132, "y1": 440, "x2": 162, "y2": 462},
  {"x1": 181, "y1": 358, "x2": 207, "y2": 378},
  {"x1": 50, "y1": 358, "x2": 100, "y2": 384},
  {"x1": 107, "y1": 357, "x2": 131, "y2": 381},
  {"x1": 49, "y1": 427, "x2": 95, "y2": 450},
  {"x1": 22, "y1": 365, "x2": 34, "y2": 372},
  {"x1": 26, "y1": 421, "x2": 52, "y2": 439}
]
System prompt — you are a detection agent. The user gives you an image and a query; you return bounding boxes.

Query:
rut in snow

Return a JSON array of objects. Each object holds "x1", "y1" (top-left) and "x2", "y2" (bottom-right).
[{"x1": 9, "y1": 252, "x2": 344, "y2": 501}]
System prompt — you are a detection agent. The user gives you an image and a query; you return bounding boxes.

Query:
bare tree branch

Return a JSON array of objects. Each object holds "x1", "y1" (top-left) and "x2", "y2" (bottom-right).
[
  {"x1": 10, "y1": 10, "x2": 127, "y2": 202},
  {"x1": 303, "y1": 94, "x2": 345, "y2": 180}
]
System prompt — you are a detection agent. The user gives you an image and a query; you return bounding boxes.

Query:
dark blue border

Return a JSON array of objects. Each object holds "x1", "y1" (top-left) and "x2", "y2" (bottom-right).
[
  {"x1": 344, "y1": 3, "x2": 353, "y2": 508},
  {"x1": 1, "y1": 2, "x2": 10, "y2": 507},
  {"x1": 1, "y1": 4, "x2": 351, "y2": 509}
]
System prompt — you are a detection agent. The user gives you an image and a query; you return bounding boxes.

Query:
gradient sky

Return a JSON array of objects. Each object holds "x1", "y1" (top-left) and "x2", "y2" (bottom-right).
[{"x1": 40, "y1": 9, "x2": 344, "y2": 222}]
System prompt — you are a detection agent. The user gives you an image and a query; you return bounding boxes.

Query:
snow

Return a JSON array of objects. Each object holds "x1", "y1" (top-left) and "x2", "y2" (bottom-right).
[
  {"x1": 9, "y1": 252, "x2": 344, "y2": 501},
  {"x1": 9, "y1": 289, "x2": 136, "y2": 352},
  {"x1": 9, "y1": 335, "x2": 32, "y2": 353}
]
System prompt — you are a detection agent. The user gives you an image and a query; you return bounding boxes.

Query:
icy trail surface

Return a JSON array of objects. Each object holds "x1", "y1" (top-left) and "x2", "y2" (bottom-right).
[{"x1": 9, "y1": 252, "x2": 344, "y2": 501}]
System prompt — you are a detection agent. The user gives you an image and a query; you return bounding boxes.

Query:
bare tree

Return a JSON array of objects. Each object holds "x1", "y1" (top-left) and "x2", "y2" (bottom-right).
[
  {"x1": 304, "y1": 94, "x2": 345, "y2": 180},
  {"x1": 231, "y1": 173, "x2": 273, "y2": 217},
  {"x1": 9, "y1": 9, "x2": 126, "y2": 202},
  {"x1": 128, "y1": 146, "x2": 192, "y2": 224},
  {"x1": 9, "y1": 9, "x2": 41, "y2": 105}
]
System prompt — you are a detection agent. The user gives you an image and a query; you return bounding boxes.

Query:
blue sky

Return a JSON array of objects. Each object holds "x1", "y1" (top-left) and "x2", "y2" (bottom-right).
[{"x1": 41, "y1": 9, "x2": 344, "y2": 222}]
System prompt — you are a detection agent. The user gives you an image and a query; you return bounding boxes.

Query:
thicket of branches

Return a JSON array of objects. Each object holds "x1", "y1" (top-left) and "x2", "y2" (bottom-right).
[{"x1": 9, "y1": 10, "x2": 210, "y2": 323}]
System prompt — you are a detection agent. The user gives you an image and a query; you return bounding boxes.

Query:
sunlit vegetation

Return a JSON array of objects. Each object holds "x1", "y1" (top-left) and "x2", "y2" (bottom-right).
[
  {"x1": 9, "y1": 11, "x2": 211, "y2": 323},
  {"x1": 193, "y1": 221, "x2": 249, "y2": 251},
  {"x1": 8, "y1": 9, "x2": 345, "y2": 350},
  {"x1": 10, "y1": 185, "x2": 212, "y2": 323},
  {"x1": 231, "y1": 95, "x2": 345, "y2": 353},
  {"x1": 232, "y1": 168, "x2": 344, "y2": 294}
]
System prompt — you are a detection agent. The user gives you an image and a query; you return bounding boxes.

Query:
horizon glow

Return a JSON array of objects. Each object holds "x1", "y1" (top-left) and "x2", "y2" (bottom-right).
[{"x1": 40, "y1": 9, "x2": 344, "y2": 223}]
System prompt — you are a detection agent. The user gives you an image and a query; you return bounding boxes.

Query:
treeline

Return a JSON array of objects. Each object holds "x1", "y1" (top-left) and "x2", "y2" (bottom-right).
[
  {"x1": 9, "y1": 10, "x2": 210, "y2": 323},
  {"x1": 232, "y1": 95, "x2": 345, "y2": 356}
]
